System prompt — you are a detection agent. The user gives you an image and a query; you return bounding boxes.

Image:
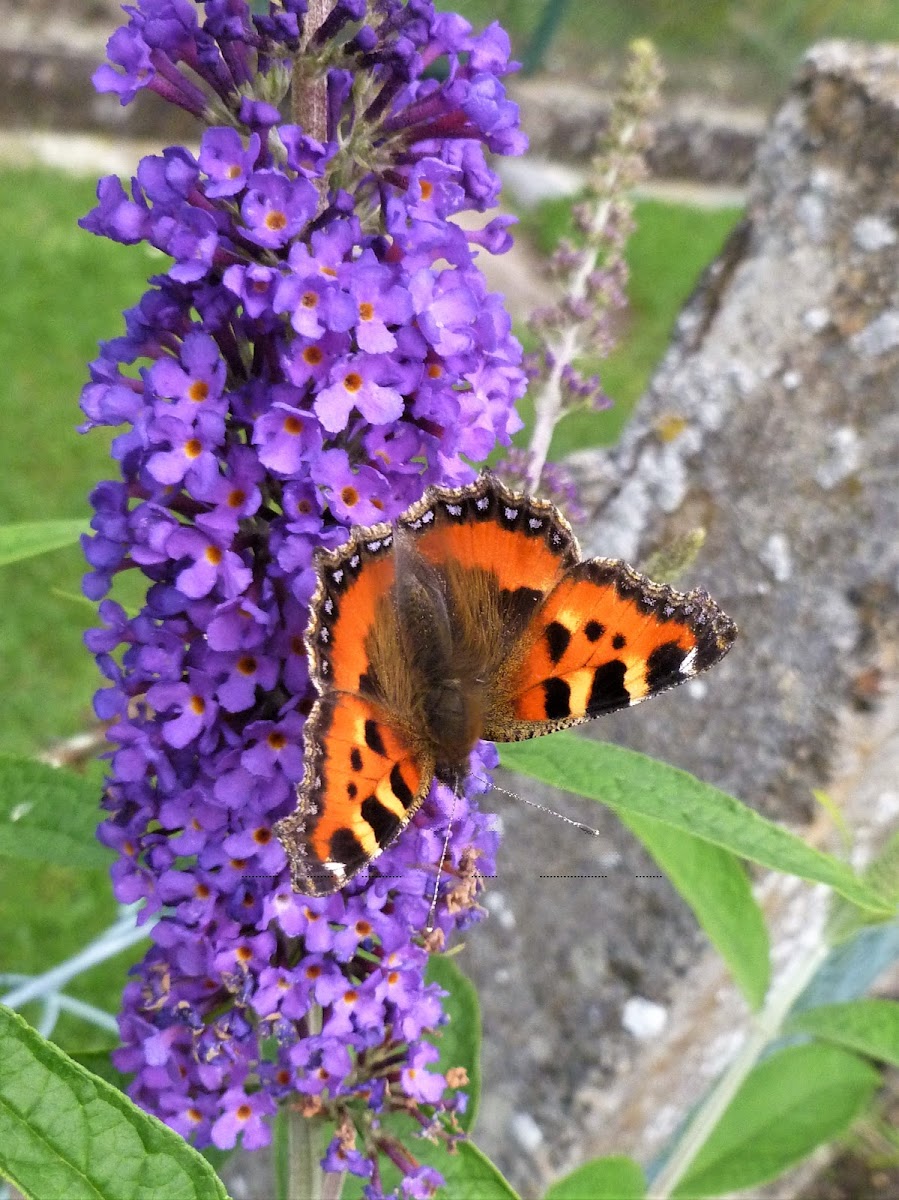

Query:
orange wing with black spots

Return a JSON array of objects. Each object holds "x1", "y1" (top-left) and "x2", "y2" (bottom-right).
[
  {"x1": 276, "y1": 691, "x2": 434, "y2": 895},
  {"x1": 485, "y1": 558, "x2": 736, "y2": 741}
]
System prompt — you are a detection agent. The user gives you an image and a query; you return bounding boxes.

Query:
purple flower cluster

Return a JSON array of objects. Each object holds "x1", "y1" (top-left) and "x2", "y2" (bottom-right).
[{"x1": 81, "y1": 0, "x2": 524, "y2": 1190}]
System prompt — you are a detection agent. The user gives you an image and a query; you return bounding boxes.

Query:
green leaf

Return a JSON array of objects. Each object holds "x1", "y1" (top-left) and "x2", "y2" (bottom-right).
[
  {"x1": 426, "y1": 955, "x2": 481, "y2": 1131},
  {"x1": 544, "y1": 1154, "x2": 646, "y2": 1199},
  {"x1": 499, "y1": 735, "x2": 892, "y2": 914},
  {"x1": 827, "y1": 830, "x2": 899, "y2": 943},
  {"x1": 0, "y1": 520, "x2": 87, "y2": 567},
  {"x1": 786, "y1": 998, "x2": 899, "y2": 1068},
  {"x1": 68, "y1": 1050, "x2": 129, "y2": 1092},
  {"x1": 673, "y1": 1042, "x2": 880, "y2": 1197},
  {"x1": 0, "y1": 1005, "x2": 230, "y2": 1200},
  {"x1": 620, "y1": 812, "x2": 770, "y2": 1009},
  {"x1": 0, "y1": 755, "x2": 109, "y2": 869},
  {"x1": 443, "y1": 1142, "x2": 521, "y2": 1198}
]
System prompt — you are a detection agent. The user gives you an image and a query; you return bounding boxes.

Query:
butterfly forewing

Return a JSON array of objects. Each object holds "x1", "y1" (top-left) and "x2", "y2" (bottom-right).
[
  {"x1": 490, "y1": 559, "x2": 736, "y2": 740},
  {"x1": 403, "y1": 474, "x2": 579, "y2": 597},
  {"x1": 307, "y1": 525, "x2": 397, "y2": 694}
]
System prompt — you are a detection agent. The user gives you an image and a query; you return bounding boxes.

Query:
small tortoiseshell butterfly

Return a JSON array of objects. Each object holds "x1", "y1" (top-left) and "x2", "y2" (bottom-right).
[{"x1": 275, "y1": 474, "x2": 737, "y2": 895}]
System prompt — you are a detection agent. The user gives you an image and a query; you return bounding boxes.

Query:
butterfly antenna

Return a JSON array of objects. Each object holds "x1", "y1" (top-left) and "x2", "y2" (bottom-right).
[
  {"x1": 426, "y1": 777, "x2": 461, "y2": 935},
  {"x1": 479, "y1": 779, "x2": 601, "y2": 838}
]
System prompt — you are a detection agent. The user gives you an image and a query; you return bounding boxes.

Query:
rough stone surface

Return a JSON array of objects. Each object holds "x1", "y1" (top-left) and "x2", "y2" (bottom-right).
[{"x1": 464, "y1": 39, "x2": 899, "y2": 1197}]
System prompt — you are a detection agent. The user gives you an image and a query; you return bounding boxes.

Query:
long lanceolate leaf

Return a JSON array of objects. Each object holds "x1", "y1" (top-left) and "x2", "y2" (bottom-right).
[
  {"x1": 0, "y1": 1005, "x2": 230, "y2": 1200},
  {"x1": 619, "y1": 811, "x2": 770, "y2": 1010},
  {"x1": 0, "y1": 520, "x2": 87, "y2": 567},
  {"x1": 499, "y1": 734, "x2": 894, "y2": 914}
]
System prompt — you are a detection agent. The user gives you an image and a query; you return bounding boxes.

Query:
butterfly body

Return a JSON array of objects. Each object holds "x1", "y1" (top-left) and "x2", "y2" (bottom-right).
[{"x1": 275, "y1": 475, "x2": 737, "y2": 895}]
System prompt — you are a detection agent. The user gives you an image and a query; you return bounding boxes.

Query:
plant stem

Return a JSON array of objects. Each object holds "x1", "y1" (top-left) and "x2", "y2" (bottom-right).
[
  {"x1": 287, "y1": 1105, "x2": 325, "y2": 1200},
  {"x1": 292, "y1": 0, "x2": 333, "y2": 141},
  {"x1": 526, "y1": 190, "x2": 616, "y2": 493},
  {"x1": 647, "y1": 937, "x2": 831, "y2": 1199}
]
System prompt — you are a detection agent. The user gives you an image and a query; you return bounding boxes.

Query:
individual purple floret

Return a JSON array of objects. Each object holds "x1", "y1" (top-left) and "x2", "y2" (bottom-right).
[{"x1": 81, "y1": 0, "x2": 524, "y2": 1192}]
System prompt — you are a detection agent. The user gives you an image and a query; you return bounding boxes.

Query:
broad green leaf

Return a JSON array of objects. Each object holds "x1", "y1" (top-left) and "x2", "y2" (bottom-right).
[
  {"x1": 499, "y1": 736, "x2": 892, "y2": 914},
  {"x1": 673, "y1": 1042, "x2": 880, "y2": 1197},
  {"x1": 786, "y1": 998, "x2": 899, "y2": 1067},
  {"x1": 0, "y1": 520, "x2": 87, "y2": 567},
  {"x1": 68, "y1": 1049, "x2": 129, "y2": 1091},
  {"x1": 545, "y1": 1154, "x2": 645, "y2": 1199},
  {"x1": 443, "y1": 1142, "x2": 520, "y2": 1198},
  {"x1": 620, "y1": 811, "x2": 769, "y2": 1010},
  {"x1": 0, "y1": 755, "x2": 109, "y2": 869},
  {"x1": 0, "y1": 1005, "x2": 229, "y2": 1200},
  {"x1": 426, "y1": 955, "x2": 481, "y2": 1131}
]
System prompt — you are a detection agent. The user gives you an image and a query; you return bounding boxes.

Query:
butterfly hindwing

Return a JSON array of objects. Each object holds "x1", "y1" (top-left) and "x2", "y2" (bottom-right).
[
  {"x1": 487, "y1": 559, "x2": 736, "y2": 741},
  {"x1": 276, "y1": 691, "x2": 434, "y2": 895}
]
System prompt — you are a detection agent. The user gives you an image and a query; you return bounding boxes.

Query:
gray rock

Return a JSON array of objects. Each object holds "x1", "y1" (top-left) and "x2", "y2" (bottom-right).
[{"x1": 465, "y1": 40, "x2": 899, "y2": 1197}]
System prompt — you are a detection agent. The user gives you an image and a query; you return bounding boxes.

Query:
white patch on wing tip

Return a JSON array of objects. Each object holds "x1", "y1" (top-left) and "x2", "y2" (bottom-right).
[{"x1": 680, "y1": 647, "x2": 698, "y2": 676}]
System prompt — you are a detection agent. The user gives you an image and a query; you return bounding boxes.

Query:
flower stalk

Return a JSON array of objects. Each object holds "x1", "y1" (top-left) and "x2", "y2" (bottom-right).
[
  {"x1": 647, "y1": 937, "x2": 831, "y2": 1199},
  {"x1": 525, "y1": 39, "x2": 663, "y2": 492}
]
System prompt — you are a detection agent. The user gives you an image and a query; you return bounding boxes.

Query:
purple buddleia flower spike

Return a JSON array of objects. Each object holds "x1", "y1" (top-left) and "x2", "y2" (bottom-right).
[{"x1": 82, "y1": 0, "x2": 525, "y2": 1192}]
